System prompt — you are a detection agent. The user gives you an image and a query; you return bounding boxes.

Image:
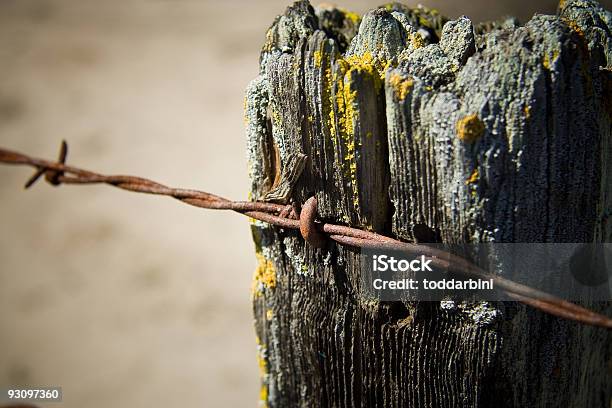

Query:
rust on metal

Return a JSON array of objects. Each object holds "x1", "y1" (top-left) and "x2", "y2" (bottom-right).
[
  {"x1": 299, "y1": 197, "x2": 326, "y2": 248},
  {"x1": 0, "y1": 142, "x2": 611, "y2": 329}
]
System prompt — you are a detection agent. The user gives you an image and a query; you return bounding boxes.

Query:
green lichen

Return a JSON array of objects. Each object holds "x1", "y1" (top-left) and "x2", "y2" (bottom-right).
[{"x1": 381, "y1": 3, "x2": 447, "y2": 39}]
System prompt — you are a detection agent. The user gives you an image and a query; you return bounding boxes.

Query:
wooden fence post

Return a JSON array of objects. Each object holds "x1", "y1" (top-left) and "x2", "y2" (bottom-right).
[{"x1": 245, "y1": 1, "x2": 611, "y2": 406}]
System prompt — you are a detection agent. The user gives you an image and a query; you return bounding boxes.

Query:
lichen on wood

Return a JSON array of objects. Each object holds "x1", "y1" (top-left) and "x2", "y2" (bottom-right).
[{"x1": 245, "y1": 1, "x2": 612, "y2": 406}]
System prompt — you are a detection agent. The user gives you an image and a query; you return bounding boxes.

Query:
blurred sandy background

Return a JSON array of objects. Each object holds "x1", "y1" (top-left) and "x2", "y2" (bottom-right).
[{"x1": 0, "y1": 0, "x2": 602, "y2": 407}]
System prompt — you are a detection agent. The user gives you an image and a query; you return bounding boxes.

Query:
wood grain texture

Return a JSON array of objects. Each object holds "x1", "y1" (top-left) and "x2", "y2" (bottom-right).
[{"x1": 245, "y1": 1, "x2": 612, "y2": 406}]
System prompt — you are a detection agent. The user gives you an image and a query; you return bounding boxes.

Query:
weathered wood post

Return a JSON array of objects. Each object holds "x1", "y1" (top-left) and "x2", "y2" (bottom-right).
[{"x1": 245, "y1": 0, "x2": 612, "y2": 406}]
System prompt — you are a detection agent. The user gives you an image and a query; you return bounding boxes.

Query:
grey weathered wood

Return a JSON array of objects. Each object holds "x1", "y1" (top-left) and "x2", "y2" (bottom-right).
[{"x1": 245, "y1": 1, "x2": 612, "y2": 406}]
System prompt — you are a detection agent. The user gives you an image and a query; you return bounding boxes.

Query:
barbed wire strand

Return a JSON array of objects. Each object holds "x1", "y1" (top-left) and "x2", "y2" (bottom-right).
[{"x1": 0, "y1": 141, "x2": 610, "y2": 329}]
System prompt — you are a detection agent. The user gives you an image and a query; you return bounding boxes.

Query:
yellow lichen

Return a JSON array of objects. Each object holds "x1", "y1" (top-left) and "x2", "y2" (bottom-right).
[
  {"x1": 313, "y1": 50, "x2": 323, "y2": 68},
  {"x1": 266, "y1": 309, "x2": 273, "y2": 321},
  {"x1": 542, "y1": 50, "x2": 559, "y2": 70},
  {"x1": 271, "y1": 107, "x2": 282, "y2": 126},
  {"x1": 411, "y1": 32, "x2": 426, "y2": 49},
  {"x1": 251, "y1": 252, "x2": 276, "y2": 297},
  {"x1": 324, "y1": 69, "x2": 336, "y2": 143},
  {"x1": 465, "y1": 168, "x2": 479, "y2": 185},
  {"x1": 255, "y1": 336, "x2": 269, "y2": 406},
  {"x1": 388, "y1": 72, "x2": 414, "y2": 100},
  {"x1": 323, "y1": 52, "x2": 389, "y2": 215},
  {"x1": 262, "y1": 29, "x2": 275, "y2": 53},
  {"x1": 337, "y1": 53, "x2": 388, "y2": 210},
  {"x1": 243, "y1": 96, "x2": 249, "y2": 126},
  {"x1": 563, "y1": 18, "x2": 585, "y2": 40},
  {"x1": 523, "y1": 105, "x2": 531, "y2": 119},
  {"x1": 338, "y1": 72, "x2": 359, "y2": 209},
  {"x1": 341, "y1": 9, "x2": 361, "y2": 25},
  {"x1": 344, "y1": 52, "x2": 386, "y2": 85},
  {"x1": 259, "y1": 386, "x2": 268, "y2": 406},
  {"x1": 456, "y1": 114, "x2": 485, "y2": 143}
]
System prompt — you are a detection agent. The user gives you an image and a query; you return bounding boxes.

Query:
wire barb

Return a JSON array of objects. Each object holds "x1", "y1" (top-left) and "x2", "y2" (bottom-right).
[
  {"x1": 23, "y1": 140, "x2": 67, "y2": 189},
  {"x1": 0, "y1": 141, "x2": 610, "y2": 329}
]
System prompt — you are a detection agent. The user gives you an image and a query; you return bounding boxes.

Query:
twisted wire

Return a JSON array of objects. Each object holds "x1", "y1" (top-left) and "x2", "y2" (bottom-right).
[{"x1": 0, "y1": 141, "x2": 610, "y2": 329}]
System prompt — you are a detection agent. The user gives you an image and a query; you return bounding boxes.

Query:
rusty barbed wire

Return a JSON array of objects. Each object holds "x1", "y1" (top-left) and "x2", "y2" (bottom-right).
[{"x1": 0, "y1": 141, "x2": 611, "y2": 329}]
